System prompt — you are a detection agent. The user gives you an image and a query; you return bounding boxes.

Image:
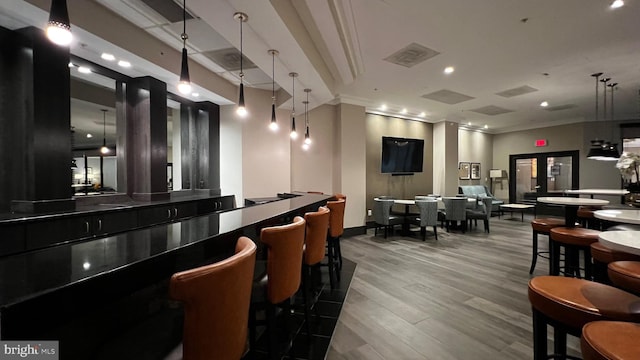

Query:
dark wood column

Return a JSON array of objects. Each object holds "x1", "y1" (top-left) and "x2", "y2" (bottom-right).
[
  {"x1": 0, "y1": 26, "x2": 74, "y2": 213},
  {"x1": 125, "y1": 77, "x2": 169, "y2": 201},
  {"x1": 179, "y1": 102, "x2": 220, "y2": 195}
]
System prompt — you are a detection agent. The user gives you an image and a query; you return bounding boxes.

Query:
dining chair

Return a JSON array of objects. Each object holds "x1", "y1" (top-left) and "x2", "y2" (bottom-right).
[
  {"x1": 466, "y1": 196, "x2": 492, "y2": 233},
  {"x1": 442, "y1": 197, "x2": 467, "y2": 233},
  {"x1": 373, "y1": 198, "x2": 403, "y2": 238},
  {"x1": 410, "y1": 199, "x2": 438, "y2": 240}
]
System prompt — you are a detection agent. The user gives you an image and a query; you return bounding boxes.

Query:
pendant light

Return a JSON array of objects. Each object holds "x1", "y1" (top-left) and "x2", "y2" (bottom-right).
[
  {"x1": 289, "y1": 72, "x2": 298, "y2": 139},
  {"x1": 587, "y1": 72, "x2": 608, "y2": 160},
  {"x1": 268, "y1": 49, "x2": 279, "y2": 131},
  {"x1": 604, "y1": 82, "x2": 621, "y2": 160},
  {"x1": 303, "y1": 88, "x2": 312, "y2": 150},
  {"x1": 46, "y1": 0, "x2": 72, "y2": 46},
  {"x1": 177, "y1": 0, "x2": 191, "y2": 95},
  {"x1": 234, "y1": 12, "x2": 248, "y2": 117},
  {"x1": 99, "y1": 109, "x2": 110, "y2": 155}
]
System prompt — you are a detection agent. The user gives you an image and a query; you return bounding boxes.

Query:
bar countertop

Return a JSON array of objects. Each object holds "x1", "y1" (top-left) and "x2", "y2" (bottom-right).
[{"x1": 0, "y1": 192, "x2": 331, "y2": 308}]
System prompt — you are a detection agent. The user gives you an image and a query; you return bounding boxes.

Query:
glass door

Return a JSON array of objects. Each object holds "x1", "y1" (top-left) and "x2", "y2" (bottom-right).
[{"x1": 510, "y1": 150, "x2": 579, "y2": 204}]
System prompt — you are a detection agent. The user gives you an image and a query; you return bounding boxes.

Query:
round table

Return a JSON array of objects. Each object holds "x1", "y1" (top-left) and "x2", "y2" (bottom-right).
[
  {"x1": 564, "y1": 189, "x2": 629, "y2": 199},
  {"x1": 598, "y1": 231, "x2": 640, "y2": 256},
  {"x1": 594, "y1": 209, "x2": 640, "y2": 224},
  {"x1": 537, "y1": 197, "x2": 609, "y2": 227}
]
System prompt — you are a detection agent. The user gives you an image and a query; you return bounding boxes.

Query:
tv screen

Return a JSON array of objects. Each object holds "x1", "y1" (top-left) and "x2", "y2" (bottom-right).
[{"x1": 381, "y1": 136, "x2": 424, "y2": 173}]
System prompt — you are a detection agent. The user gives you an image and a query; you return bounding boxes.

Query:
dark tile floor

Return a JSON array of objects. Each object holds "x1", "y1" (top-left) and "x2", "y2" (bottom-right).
[{"x1": 245, "y1": 258, "x2": 356, "y2": 360}]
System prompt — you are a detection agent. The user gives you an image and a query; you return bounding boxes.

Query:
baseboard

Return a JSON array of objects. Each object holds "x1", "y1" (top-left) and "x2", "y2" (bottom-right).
[{"x1": 344, "y1": 226, "x2": 367, "y2": 237}]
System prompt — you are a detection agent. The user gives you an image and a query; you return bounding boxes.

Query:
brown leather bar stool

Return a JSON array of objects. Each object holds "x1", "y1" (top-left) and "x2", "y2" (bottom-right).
[
  {"x1": 581, "y1": 321, "x2": 640, "y2": 360},
  {"x1": 168, "y1": 236, "x2": 257, "y2": 360},
  {"x1": 550, "y1": 227, "x2": 600, "y2": 279},
  {"x1": 326, "y1": 198, "x2": 346, "y2": 287},
  {"x1": 302, "y1": 206, "x2": 330, "y2": 337},
  {"x1": 590, "y1": 243, "x2": 640, "y2": 283},
  {"x1": 577, "y1": 205, "x2": 602, "y2": 230},
  {"x1": 530, "y1": 217, "x2": 565, "y2": 274},
  {"x1": 608, "y1": 261, "x2": 640, "y2": 295},
  {"x1": 249, "y1": 216, "x2": 306, "y2": 360},
  {"x1": 528, "y1": 276, "x2": 640, "y2": 360}
]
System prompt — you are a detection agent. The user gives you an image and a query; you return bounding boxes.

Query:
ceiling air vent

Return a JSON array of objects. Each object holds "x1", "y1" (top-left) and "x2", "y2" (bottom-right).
[
  {"x1": 202, "y1": 48, "x2": 257, "y2": 71},
  {"x1": 495, "y1": 85, "x2": 538, "y2": 98},
  {"x1": 470, "y1": 105, "x2": 514, "y2": 116},
  {"x1": 384, "y1": 43, "x2": 440, "y2": 68},
  {"x1": 421, "y1": 89, "x2": 475, "y2": 104},
  {"x1": 140, "y1": 0, "x2": 194, "y2": 23}
]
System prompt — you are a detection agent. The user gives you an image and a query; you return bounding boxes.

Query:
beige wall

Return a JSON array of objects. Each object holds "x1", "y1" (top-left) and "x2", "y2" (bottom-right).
[
  {"x1": 458, "y1": 129, "x2": 494, "y2": 190},
  {"x1": 239, "y1": 86, "x2": 292, "y2": 202},
  {"x1": 493, "y1": 122, "x2": 621, "y2": 203},
  {"x1": 291, "y1": 104, "x2": 335, "y2": 194},
  {"x1": 365, "y1": 114, "x2": 434, "y2": 221},
  {"x1": 337, "y1": 104, "x2": 367, "y2": 228}
]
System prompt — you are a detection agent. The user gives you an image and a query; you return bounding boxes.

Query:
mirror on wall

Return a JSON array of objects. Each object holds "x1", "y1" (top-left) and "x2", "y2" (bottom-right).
[{"x1": 70, "y1": 74, "x2": 118, "y2": 195}]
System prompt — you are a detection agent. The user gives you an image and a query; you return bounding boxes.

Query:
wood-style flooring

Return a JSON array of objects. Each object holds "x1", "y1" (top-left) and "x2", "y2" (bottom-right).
[{"x1": 326, "y1": 215, "x2": 581, "y2": 360}]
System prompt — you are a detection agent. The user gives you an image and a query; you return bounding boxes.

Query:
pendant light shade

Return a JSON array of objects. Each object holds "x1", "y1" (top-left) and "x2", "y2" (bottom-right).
[
  {"x1": 604, "y1": 82, "x2": 620, "y2": 160},
  {"x1": 177, "y1": 0, "x2": 191, "y2": 95},
  {"x1": 99, "y1": 109, "x2": 110, "y2": 155},
  {"x1": 234, "y1": 12, "x2": 248, "y2": 117},
  {"x1": 587, "y1": 72, "x2": 607, "y2": 160},
  {"x1": 46, "y1": 0, "x2": 72, "y2": 46},
  {"x1": 289, "y1": 72, "x2": 298, "y2": 139},
  {"x1": 303, "y1": 88, "x2": 312, "y2": 149},
  {"x1": 268, "y1": 50, "x2": 279, "y2": 131}
]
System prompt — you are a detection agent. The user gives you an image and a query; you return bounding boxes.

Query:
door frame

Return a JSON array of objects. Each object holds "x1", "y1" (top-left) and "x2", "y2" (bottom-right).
[{"x1": 509, "y1": 150, "x2": 579, "y2": 204}]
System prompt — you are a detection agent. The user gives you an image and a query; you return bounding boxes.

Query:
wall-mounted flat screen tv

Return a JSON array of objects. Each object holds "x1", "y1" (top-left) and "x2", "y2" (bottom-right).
[{"x1": 381, "y1": 136, "x2": 424, "y2": 174}]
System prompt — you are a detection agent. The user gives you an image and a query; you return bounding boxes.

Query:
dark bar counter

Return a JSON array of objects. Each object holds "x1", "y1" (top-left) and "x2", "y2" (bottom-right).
[{"x1": 0, "y1": 192, "x2": 331, "y2": 359}]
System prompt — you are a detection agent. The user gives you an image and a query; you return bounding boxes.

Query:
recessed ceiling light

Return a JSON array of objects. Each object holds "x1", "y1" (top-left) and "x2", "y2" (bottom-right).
[
  {"x1": 192, "y1": 92, "x2": 199, "y2": 97},
  {"x1": 611, "y1": 0, "x2": 624, "y2": 8},
  {"x1": 468, "y1": 121, "x2": 472, "y2": 126},
  {"x1": 401, "y1": 108, "x2": 407, "y2": 114},
  {"x1": 86, "y1": 133, "x2": 93, "y2": 138},
  {"x1": 484, "y1": 124, "x2": 488, "y2": 129},
  {"x1": 540, "y1": 101, "x2": 549, "y2": 107},
  {"x1": 380, "y1": 104, "x2": 387, "y2": 111},
  {"x1": 418, "y1": 112, "x2": 426, "y2": 117},
  {"x1": 68, "y1": 62, "x2": 74, "y2": 68},
  {"x1": 77, "y1": 66, "x2": 91, "y2": 74},
  {"x1": 444, "y1": 66, "x2": 455, "y2": 74},
  {"x1": 117, "y1": 60, "x2": 131, "y2": 68},
  {"x1": 101, "y1": 53, "x2": 115, "y2": 61}
]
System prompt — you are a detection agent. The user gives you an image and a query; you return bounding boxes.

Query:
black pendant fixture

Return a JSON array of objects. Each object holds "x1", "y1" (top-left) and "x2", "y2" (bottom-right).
[
  {"x1": 604, "y1": 81, "x2": 621, "y2": 160},
  {"x1": 303, "y1": 88, "x2": 312, "y2": 150},
  {"x1": 269, "y1": 49, "x2": 278, "y2": 131},
  {"x1": 177, "y1": 0, "x2": 191, "y2": 95},
  {"x1": 46, "y1": 0, "x2": 72, "y2": 46},
  {"x1": 234, "y1": 12, "x2": 248, "y2": 117},
  {"x1": 587, "y1": 72, "x2": 608, "y2": 160},
  {"x1": 99, "y1": 109, "x2": 110, "y2": 155},
  {"x1": 289, "y1": 72, "x2": 298, "y2": 139}
]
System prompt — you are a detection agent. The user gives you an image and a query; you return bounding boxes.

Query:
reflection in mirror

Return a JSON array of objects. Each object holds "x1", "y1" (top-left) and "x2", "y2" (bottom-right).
[
  {"x1": 167, "y1": 99, "x2": 183, "y2": 191},
  {"x1": 70, "y1": 73, "x2": 117, "y2": 195}
]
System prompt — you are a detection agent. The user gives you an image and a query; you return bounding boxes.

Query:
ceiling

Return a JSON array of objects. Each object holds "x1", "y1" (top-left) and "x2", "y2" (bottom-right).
[{"x1": 1, "y1": 0, "x2": 640, "y2": 136}]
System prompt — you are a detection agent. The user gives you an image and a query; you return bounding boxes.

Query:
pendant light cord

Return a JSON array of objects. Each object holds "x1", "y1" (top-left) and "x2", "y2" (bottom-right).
[
  {"x1": 272, "y1": 52, "x2": 275, "y2": 100},
  {"x1": 182, "y1": 0, "x2": 187, "y2": 48},
  {"x1": 239, "y1": 16, "x2": 244, "y2": 80}
]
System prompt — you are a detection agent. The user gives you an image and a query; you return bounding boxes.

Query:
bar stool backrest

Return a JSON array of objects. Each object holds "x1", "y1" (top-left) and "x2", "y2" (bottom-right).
[
  {"x1": 260, "y1": 216, "x2": 306, "y2": 304},
  {"x1": 303, "y1": 206, "x2": 330, "y2": 266},
  {"x1": 327, "y1": 199, "x2": 345, "y2": 238},
  {"x1": 169, "y1": 236, "x2": 257, "y2": 360}
]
